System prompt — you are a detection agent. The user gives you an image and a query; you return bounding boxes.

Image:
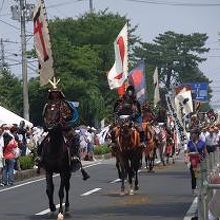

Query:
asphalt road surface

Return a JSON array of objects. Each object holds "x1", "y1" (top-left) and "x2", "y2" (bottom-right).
[{"x1": 0, "y1": 158, "x2": 194, "y2": 220}]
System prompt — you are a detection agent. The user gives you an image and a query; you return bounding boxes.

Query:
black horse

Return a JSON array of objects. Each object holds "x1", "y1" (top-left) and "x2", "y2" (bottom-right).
[
  {"x1": 38, "y1": 123, "x2": 90, "y2": 219},
  {"x1": 39, "y1": 125, "x2": 72, "y2": 217}
]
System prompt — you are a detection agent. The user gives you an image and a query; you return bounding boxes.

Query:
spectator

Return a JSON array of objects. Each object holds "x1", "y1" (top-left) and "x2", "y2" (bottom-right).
[
  {"x1": 185, "y1": 129, "x2": 207, "y2": 196},
  {"x1": 0, "y1": 127, "x2": 4, "y2": 174},
  {"x1": 17, "y1": 120, "x2": 27, "y2": 156},
  {"x1": 205, "y1": 127, "x2": 218, "y2": 153},
  {"x1": 86, "y1": 127, "x2": 96, "y2": 161},
  {"x1": 1, "y1": 132, "x2": 18, "y2": 186},
  {"x1": 10, "y1": 125, "x2": 21, "y2": 171}
]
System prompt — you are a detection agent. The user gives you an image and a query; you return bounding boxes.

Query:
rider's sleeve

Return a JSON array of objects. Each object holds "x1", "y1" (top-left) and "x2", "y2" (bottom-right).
[
  {"x1": 136, "y1": 101, "x2": 142, "y2": 116},
  {"x1": 113, "y1": 100, "x2": 119, "y2": 113}
]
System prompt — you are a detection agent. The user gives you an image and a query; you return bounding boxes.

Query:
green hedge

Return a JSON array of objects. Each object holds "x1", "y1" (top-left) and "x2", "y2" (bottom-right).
[
  {"x1": 94, "y1": 144, "x2": 111, "y2": 155},
  {"x1": 18, "y1": 155, "x2": 35, "y2": 170}
]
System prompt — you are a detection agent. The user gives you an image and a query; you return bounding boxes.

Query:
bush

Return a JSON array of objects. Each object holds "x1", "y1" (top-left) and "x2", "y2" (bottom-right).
[
  {"x1": 18, "y1": 155, "x2": 35, "y2": 170},
  {"x1": 94, "y1": 144, "x2": 111, "y2": 155}
]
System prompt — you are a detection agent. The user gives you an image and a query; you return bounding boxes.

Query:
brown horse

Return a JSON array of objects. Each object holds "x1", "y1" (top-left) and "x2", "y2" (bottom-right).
[
  {"x1": 111, "y1": 116, "x2": 143, "y2": 195},
  {"x1": 141, "y1": 105, "x2": 157, "y2": 171},
  {"x1": 142, "y1": 122, "x2": 157, "y2": 172}
]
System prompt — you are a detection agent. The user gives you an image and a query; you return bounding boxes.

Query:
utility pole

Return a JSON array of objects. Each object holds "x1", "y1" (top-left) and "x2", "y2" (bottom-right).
[
  {"x1": 89, "y1": 0, "x2": 94, "y2": 13},
  {"x1": 0, "y1": 38, "x2": 5, "y2": 71},
  {"x1": 20, "y1": 0, "x2": 29, "y2": 121},
  {"x1": 11, "y1": 1, "x2": 34, "y2": 120}
]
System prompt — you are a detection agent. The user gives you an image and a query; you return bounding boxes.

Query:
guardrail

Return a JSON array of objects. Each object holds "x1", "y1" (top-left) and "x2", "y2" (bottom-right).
[{"x1": 197, "y1": 148, "x2": 220, "y2": 220}]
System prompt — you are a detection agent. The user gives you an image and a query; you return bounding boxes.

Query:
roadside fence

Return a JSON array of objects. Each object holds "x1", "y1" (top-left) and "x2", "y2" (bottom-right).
[{"x1": 197, "y1": 148, "x2": 220, "y2": 220}]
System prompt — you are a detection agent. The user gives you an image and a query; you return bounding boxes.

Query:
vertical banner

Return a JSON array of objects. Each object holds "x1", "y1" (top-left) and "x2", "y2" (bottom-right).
[
  {"x1": 107, "y1": 23, "x2": 128, "y2": 90},
  {"x1": 153, "y1": 67, "x2": 160, "y2": 107},
  {"x1": 165, "y1": 93, "x2": 185, "y2": 148},
  {"x1": 33, "y1": 0, "x2": 54, "y2": 86},
  {"x1": 128, "y1": 60, "x2": 146, "y2": 105}
]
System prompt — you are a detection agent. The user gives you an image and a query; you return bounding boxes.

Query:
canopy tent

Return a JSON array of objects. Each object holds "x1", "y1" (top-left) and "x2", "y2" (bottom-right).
[{"x1": 0, "y1": 106, "x2": 33, "y2": 128}]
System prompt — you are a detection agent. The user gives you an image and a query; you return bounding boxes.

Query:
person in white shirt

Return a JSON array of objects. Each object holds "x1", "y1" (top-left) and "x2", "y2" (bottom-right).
[{"x1": 205, "y1": 127, "x2": 218, "y2": 153}]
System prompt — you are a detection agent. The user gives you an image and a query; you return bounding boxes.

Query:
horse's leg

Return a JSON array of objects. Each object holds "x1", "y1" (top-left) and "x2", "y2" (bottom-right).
[
  {"x1": 159, "y1": 143, "x2": 165, "y2": 166},
  {"x1": 116, "y1": 157, "x2": 122, "y2": 179},
  {"x1": 58, "y1": 172, "x2": 65, "y2": 214},
  {"x1": 128, "y1": 155, "x2": 134, "y2": 196},
  {"x1": 144, "y1": 152, "x2": 148, "y2": 169},
  {"x1": 119, "y1": 155, "x2": 126, "y2": 195},
  {"x1": 46, "y1": 171, "x2": 56, "y2": 212},
  {"x1": 134, "y1": 151, "x2": 140, "y2": 190},
  {"x1": 172, "y1": 145, "x2": 175, "y2": 164},
  {"x1": 64, "y1": 172, "x2": 71, "y2": 213}
]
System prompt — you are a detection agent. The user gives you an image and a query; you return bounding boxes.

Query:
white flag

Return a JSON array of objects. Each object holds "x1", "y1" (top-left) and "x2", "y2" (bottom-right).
[
  {"x1": 33, "y1": 0, "x2": 54, "y2": 86},
  {"x1": 153, "y1": 67, "x2": 160, "y2": 107},
  {"x1": 175, "y1": 89, "x2": 193, "y2": 115},
  {"x1": 107, "y1": 23, "x2": 128, "y2": 89}
]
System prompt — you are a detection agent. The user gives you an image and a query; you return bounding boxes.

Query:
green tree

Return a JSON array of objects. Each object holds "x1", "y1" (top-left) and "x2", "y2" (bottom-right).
[
  {"x1": 134, "y1": 31, "x2": 211, "y2": 106},
  {"x1": 28, "y1": 10, "x2": 140, "y2": 126},
  {"x1": 0, "y1": 69, "x2": 23, "y2": 115}
]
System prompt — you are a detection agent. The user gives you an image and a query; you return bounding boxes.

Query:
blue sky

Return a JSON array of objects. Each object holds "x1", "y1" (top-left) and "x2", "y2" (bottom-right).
[{"x1": 0, "y1": 0, "x2": 220, "y2": 105}]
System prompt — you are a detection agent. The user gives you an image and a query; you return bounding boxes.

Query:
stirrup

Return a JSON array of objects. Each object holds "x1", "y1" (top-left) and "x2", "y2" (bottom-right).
[{"x1": 140, "y1": 142, "x2": 146, "y2": 148}]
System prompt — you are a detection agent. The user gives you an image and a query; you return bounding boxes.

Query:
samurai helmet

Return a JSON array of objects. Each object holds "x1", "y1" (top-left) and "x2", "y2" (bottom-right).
[{"x1": 47, "y1": 77, "x2": 65, "y2": 100}]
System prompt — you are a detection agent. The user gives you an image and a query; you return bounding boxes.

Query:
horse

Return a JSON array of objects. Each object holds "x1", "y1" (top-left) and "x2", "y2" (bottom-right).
[
  {"x1": 154, "y1": 124, "x2": 168, "y2": 166},
  {"x1": 142, "y1": 122, "x2": 157, "y2": 172},
  {"x1": 164, "y1": 130, "x2": 176, "y2": 164},
  {"x1": 38, "y1": 109, "x2": 87, "y2": 219},
  {"x1": 141, "y1": 106, "x2": 157, "y2": 171},
  {"x1": 39, "y1": 124, "x2": 72, "y2": 219},
  {"x1": 111, "y1": 115, "x2": 143, "y2": 195}
]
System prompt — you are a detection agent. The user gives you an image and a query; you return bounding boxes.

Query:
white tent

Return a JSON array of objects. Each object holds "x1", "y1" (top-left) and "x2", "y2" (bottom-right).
[{"x1": 0, "y1": 106, "x2": 33, "y2": 128}]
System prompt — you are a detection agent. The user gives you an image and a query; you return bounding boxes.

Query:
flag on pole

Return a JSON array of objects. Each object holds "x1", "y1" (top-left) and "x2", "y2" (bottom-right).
[
  {"x1": 107, "y1": 23, "x2": 128, "y2": 90},
  {"x1": 33, "y1": 0, "x2": 54, "y2": 86},
  {"x1": 153, "y1": 67, "x2": 160, "y2": 107},
  {"x1": 175, "y1": 88, "x2": 193, "y2": 115},
  {"x1": 128, "y1": 60, "x2": 146, "y2": 105}
]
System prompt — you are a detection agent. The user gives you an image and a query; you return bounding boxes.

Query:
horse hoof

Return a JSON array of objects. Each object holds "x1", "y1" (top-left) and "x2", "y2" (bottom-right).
[
  {"x1": 134, "y1": 185, "x2": 139, "y2": 191},
  {"x1": 50, "y1": 204, "x2": 56, "y2": 212},
  {"x1": 120, "y1": 191, "x2": 125, "y2": 196},
  {"x1": 129, "y1": 189, "x2": 134, "y2": 196},
  {"x1": 57, "y1": 212, "x2": 64, "y2": 220},
  {"x1": 65, "y1": 206, "x2": 70, "y2": 213}
]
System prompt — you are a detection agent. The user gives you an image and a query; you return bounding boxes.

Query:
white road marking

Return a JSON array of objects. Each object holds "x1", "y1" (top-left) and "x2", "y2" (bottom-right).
[
  {"x1": 110, "y1": 178, "x2": 121, "y2": 183},
  {"x1": 183, "y1": 197, "x2": 198, "y2": 220},
  {"x1": 35, "y1": 203, "x2": 65, "y2": 216},
  {"x1": 0, "y1": 162, "x2": 101, "y2": 193},
  {"x1": 80, "y1": 187, "x2": 102, "y2": 196},
  {"x1": 84, "y1": 162, "x2": 101, "y2": 168}
]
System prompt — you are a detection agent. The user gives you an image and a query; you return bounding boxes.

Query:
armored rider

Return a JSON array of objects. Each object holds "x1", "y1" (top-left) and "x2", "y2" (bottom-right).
[
  {"x1": 38, "y1": 78, "x2": 90, "y2": 180},
  {"x1": 113, "y1": 85, "x2": 146, "y2": 147}
]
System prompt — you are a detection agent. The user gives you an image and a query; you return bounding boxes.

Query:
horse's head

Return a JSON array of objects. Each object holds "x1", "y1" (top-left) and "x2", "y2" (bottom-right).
[
  {"x1": 118, "y1": 115, "x2": 140, "y2": 149},
  {"x1": 44, "y1": 101, "x2": 62, "y2": 132}
]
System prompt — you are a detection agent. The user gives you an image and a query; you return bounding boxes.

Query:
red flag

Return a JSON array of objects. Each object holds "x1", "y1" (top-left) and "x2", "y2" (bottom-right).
[
  {"x1": 128, "y1": 61, "x2": 146, "y2": 105},
  {"x1": 107, "y1": 24, "x2": 128, "y2": 89}
]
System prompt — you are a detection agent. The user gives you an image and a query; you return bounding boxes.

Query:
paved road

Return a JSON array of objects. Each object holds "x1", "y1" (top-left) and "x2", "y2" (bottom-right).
[{"x1": 0, "y1": 158, "x2": 194, "y2": 220}]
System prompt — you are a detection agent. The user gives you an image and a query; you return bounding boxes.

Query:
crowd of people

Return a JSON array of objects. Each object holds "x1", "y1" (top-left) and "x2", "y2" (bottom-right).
[
  {"x1": 0, "y1": 120, "x2": 100, "y2": 186},
  {"x1": 0, "y1": 122, "x2": 32, "y2": 186}
]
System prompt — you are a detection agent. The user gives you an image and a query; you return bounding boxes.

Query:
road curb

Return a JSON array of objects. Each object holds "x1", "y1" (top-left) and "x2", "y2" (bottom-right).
[
  {"x1": 14, "y1": 168, "x2": 42, "y2": 182},
  {"x1": 14, "y1": 155, "x2": 111, "y2": 182},
  {"x1": 94, "y1": 153, "x2": 112, "y2": 160}
]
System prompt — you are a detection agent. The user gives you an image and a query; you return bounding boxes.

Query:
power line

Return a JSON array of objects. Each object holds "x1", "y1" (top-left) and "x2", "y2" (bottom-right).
[
  {"x1": 0, "y1": 13, "x2": 10, "y2": 17},
  {"x1": 47, "y1": 0, "x2": 85, "y2": 9},
  {"x1": 124, "y1": 0, "x2": 220, "y2": 7},
  {"x1": 0, "y1": 18, "x2": 20, "y2": 30}
]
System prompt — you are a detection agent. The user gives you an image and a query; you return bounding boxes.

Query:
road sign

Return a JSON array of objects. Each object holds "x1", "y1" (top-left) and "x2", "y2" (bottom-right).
[{"x1": 189, "y1": 82, "x2": 208, "y2": 102}]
